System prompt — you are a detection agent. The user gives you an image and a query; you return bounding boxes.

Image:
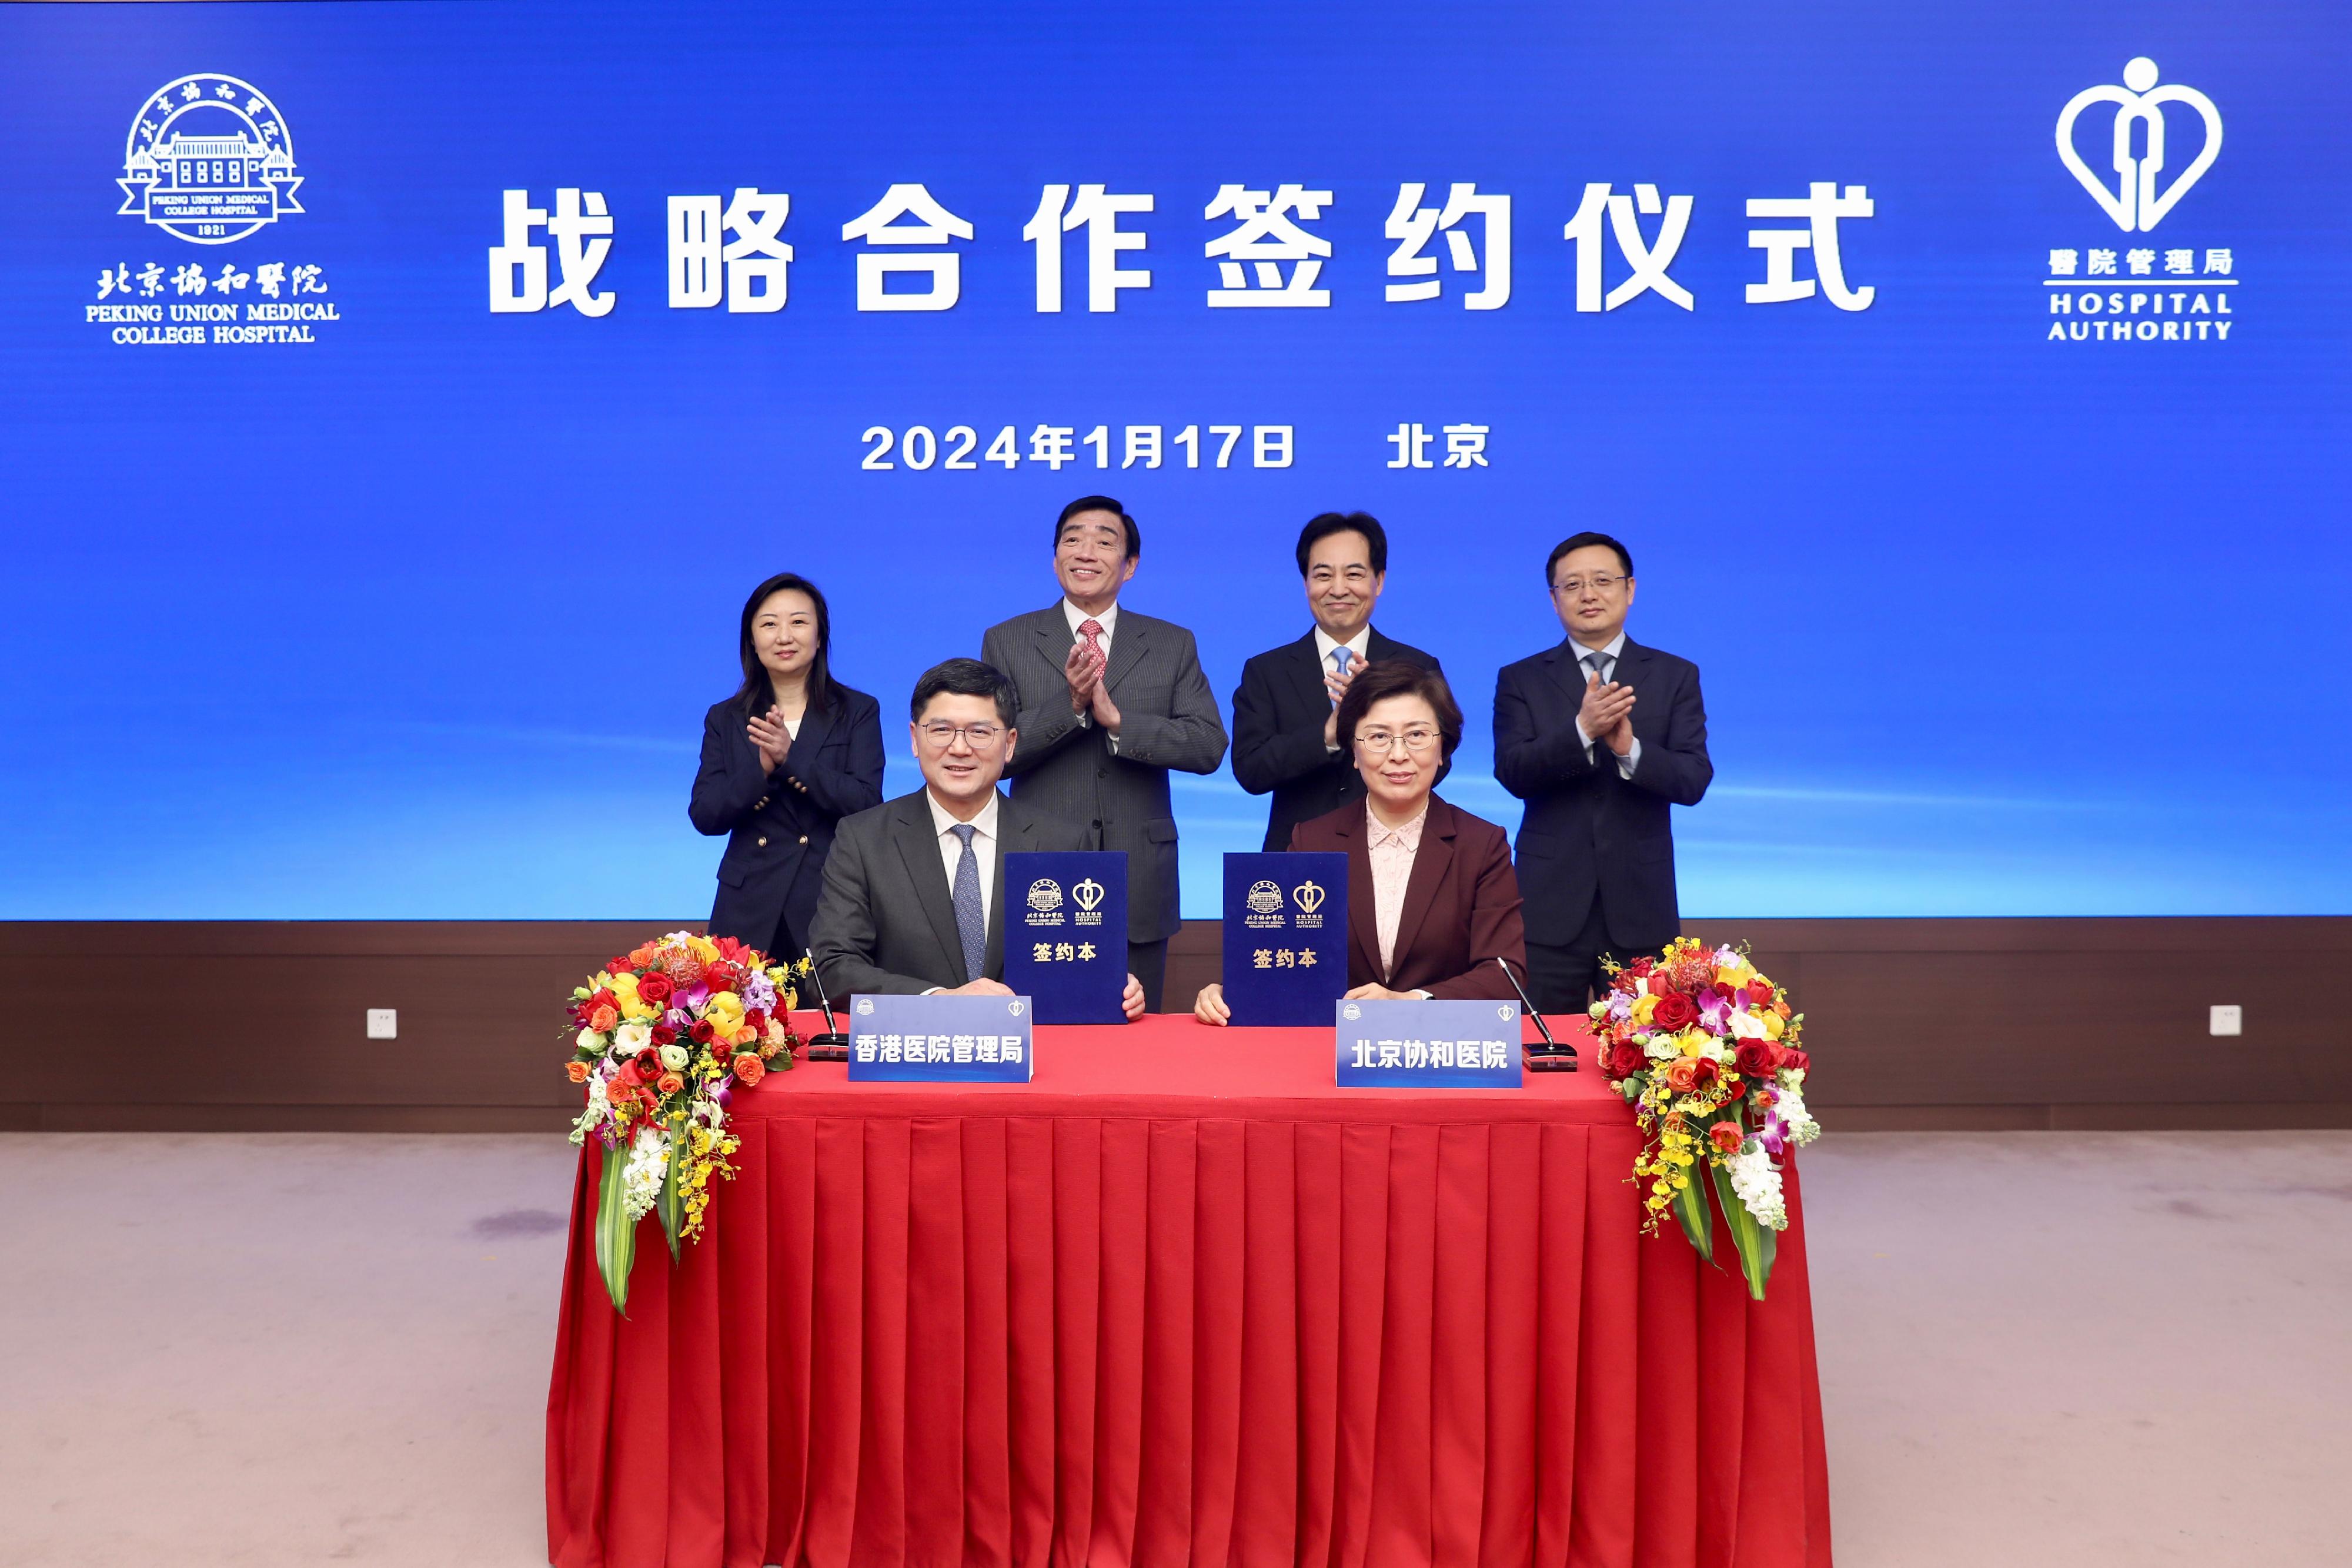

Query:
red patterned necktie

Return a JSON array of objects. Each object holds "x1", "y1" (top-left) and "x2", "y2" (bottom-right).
[{"x1": 1079, "y1": 618, "x2": 1105, "y2": 669}]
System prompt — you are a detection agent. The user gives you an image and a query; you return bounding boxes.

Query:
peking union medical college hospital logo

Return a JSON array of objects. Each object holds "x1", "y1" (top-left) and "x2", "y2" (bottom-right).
[
  {"x1": 93, "y1": 74, "x2": 340, "y2": 347},
  {"x1": 2043, "y1": 58, "x2": 2237, "y2": 346}
]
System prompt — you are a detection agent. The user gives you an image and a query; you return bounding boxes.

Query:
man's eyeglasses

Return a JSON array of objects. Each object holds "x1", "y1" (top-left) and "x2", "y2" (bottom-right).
[
  {"x1": 1355, "y1": 727, "x2": 1442, "y2": 757},
  {"x1": 917, "y1": 721, "x2": 1004, "y2": 748},
  {"x1": 1552, "y1": 574, "x2": 1626, "y2": 597}
]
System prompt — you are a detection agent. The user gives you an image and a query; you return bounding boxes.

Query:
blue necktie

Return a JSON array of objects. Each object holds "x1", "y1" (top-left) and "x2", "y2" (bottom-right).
[
  {"x1": 1329, "y1": 646, "x2": 1351, "y2": 706},
  {"x1": 949, "y1": 823, "x2": 986, "y2": 982}
]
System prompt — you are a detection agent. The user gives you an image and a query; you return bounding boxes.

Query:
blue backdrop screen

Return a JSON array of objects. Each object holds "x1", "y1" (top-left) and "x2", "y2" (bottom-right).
[{"x1": 2, "y1": 1, "x2": 2346, "y2": 919}]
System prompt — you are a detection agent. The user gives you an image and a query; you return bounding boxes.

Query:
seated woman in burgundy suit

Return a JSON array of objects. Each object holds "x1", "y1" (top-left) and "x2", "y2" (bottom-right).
[{"x1": 1193, "y1": 660, "x2": 1526, "y2": 1022}]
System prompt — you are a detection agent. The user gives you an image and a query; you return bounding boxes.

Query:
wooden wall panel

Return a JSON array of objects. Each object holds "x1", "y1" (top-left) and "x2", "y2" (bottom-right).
[{"x1": 4, "y1": 917, "x2": 2346, "y2": 1131}]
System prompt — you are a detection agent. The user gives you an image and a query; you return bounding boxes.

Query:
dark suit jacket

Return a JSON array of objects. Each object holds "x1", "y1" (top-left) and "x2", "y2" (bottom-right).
[
  {"x1": 1492, "y1": 636, "x2": 1712, "y2": 951},
  {"x1": 689, "y1": 687, "x2": 886, "y2": 955},
  {"x1": 980, "y1": 604, "x2": 1228, "y2": 944},
  {"x1": 1288, "y1": 795, "x2": 1526, "y2": 1000},
  {"x1": 1230, "y1": 628, "x2": 1446, "y2": 852},
  {"x1": 808, "y1": 788, "x2": 1090, "y2": 997}
]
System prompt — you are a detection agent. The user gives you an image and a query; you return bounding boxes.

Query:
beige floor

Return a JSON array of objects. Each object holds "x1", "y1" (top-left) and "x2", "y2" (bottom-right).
[{"x1": 1, "y1": 1130, "x2": 2345, "y2": 1567}]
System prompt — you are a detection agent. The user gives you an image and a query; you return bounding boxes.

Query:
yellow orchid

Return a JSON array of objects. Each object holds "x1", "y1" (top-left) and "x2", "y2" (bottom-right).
[
  {"x1": 1762, "y1": 1011, "x2": 1785, "y2": 1040},
  {"x1": 701, "y1": 992, "x2": 745, "y2": 1032}
]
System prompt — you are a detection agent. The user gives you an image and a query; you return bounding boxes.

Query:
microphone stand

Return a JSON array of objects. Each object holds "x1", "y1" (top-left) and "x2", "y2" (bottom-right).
[
  {"x1": 800, "y1": 948, "x2": 850, "y2": 1061},
  {"x1": 1494, "y1": 955, "x2": 1576, "y2": 1072}
]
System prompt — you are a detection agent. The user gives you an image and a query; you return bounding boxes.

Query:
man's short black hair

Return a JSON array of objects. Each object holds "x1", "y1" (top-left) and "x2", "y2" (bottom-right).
[
  {"x1": 1055, "y1": 496, "x2": 1141, "y2": 560},
  {"x1": 910, "y1": 658, "x2": 1016, "y2": 728},
  {"x1": 1294, "y1": 511, "x2": 1388, "y2": 576},
  {"x1": 1546, "y1": 531, "x2": 1634, "y2": 584}
]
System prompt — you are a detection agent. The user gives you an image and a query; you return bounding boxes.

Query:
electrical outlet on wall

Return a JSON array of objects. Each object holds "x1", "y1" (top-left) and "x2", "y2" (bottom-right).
[
  {"x1": 2208, "y1": 1004, "x2": 2241, "y2": 1037},
  {"x1": 366, "y1": 1008, "x2": 398, "y2": 1039}
]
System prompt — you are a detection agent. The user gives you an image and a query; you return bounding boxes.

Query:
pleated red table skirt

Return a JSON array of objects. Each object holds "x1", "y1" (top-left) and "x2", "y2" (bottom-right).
[{"x1": 546, "y1": 1015, "x2": 1830, "y2": 1568}]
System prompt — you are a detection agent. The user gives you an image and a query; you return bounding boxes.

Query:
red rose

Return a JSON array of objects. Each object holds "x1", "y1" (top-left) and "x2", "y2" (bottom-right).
[
  {"x1": 1646, "y1": 973, "x2": 1672, "y2": 997},
  {"x1": 731, "y1": 1052, "x2": 766, "y2": 1087},
  {"x1": 1663, "y1": 1056, "x2": 1719, "y2": 1095},
  {"x1": 1606, "y1": 1042, "x2": 1645, "y2": 1078},
  {"x1": 1746, "y1": 981, "x2": 1775, "y2": 1006},
  {"x1": 606, "y1": 958, "x2": 634, "y2": 978},
  {"x1": 1779, "y1": 1049, "x2": 1810, "y2": 1075},
  {"x1": 637, "y1": 972, "x2": 674, "y2": 1006},
  {"x1": 689, "y1": 1019, "x2": 716, "y2": 1045},
  {"x1": 1651, "y1": 991, "x2": 1698, "y2": 1031},
  {"x1": 743, "y1": 1009, "x2": 769, "y2": 1035},
  {"x1": 1733, "y1": 1038, "x2": 1776, "y2": 1078},
  {"x1": 650, "y1": 1024, "x2": 677, "y2": 1047},
  {"x1": 1708, "y1": 1120, "x2": 1745, "y2": 1155}
]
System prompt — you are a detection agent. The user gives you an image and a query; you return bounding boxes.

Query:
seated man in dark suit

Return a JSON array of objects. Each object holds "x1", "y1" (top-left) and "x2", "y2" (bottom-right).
[
  {"x1": 1493, "y1": 531, "x2": 1712, "y2": 1014},
  {"x1": 810, "y1": 658, "x2": 1145, "y2": 1017},
  {"x1": 1230, "y1": 511, "x2": 1444, "y2": 852}
]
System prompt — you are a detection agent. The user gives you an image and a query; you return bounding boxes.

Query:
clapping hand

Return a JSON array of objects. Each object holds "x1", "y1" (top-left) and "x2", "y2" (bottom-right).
[
  {"x1": 1577, "y1": 673, "x2": 1635, "y2": 756},
  {"x1": 746, "y1": 706, "x2": 793, "y2": 774},
  {"x1": 1064, "y1": 638, "x2": 1104, "y2": 713},
  {"x1": 1321, "y1": 650, "x2": 1360, "y2": 749}
]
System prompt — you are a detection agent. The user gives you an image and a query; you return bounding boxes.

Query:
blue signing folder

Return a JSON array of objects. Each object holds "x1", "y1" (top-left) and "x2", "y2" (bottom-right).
[
  {"x1": 1000, "y1": 851, "x2": 1127, "y2": 1024},
  {"x1": 1335, "y1": 998, "x2": 1524, "y2": 1088},
  {"x1": 846, "y1": 992, "x2": 1034, "y2": 1082},
  {"x1": 1220, "y1": 851, "x2": 1348, "y2": 1027}
]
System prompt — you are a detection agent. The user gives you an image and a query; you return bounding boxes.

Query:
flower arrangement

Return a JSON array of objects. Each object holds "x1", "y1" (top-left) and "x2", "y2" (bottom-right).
[
  {"x1": 564, "y1": 931, "x2": 808, "y2": 1311},
  {"x1": 1587, "y1": 937, "x2": 1819, "y2": 1299}
]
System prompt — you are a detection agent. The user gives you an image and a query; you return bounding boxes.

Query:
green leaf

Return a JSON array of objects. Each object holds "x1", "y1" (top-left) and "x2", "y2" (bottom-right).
[
  {"x1": 593, "y1": 1142, "x2": 637, "y2": 1315},
  {"x1": 1709, "y1": 1162, "x2": 1778, "y2": 1301},
  {"x1": 1669, "y1": 1162, "x2": 1713, "y2": 1263},
  {"x1": 658, "y1": 1132, "x2": 686, "y2": 1263}
]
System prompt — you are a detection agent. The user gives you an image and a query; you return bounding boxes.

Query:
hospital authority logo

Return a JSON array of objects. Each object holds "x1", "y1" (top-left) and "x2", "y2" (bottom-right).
[
  {"x1": 2042, "y1": 59, "x2": 2236, "y2": 346},
  {"x1": 118, "y1": 75, "x2": 303, "y2": 245}
]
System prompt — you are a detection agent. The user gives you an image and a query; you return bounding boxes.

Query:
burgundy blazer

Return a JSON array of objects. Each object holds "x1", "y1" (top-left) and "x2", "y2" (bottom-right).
[{"x1": 1287, "y1": 794, "x2": 1528, "y2": 999}]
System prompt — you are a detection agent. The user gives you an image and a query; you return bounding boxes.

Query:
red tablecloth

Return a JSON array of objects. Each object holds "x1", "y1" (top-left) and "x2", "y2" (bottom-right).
[{"x1": 546, "y1": 1014, "x2": 1830, "y2": 1568}]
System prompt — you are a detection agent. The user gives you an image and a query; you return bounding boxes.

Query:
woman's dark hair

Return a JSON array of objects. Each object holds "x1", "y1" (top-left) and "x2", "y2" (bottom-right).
[
  {"x1": 731, "y1": 573, "x2": 842, "y2": 717},
  {"x1": 1295, "y1": 511, "x2": 1388, "y2": 576},
  {"x1": 1334, "y1": 660, "x2": 1464, "y2": 763},
  {"x1": 909, "y1": 658, "x2": 1017, "y2": 728}
]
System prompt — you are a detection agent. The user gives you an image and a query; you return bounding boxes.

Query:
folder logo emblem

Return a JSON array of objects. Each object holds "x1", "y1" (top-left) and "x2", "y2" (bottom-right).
[
  {"x1": 1025, "y1": 878, "x2": 1064, "y2": 913},
  {"x1": 1073, "y1": 877, "x2": 1105, "y2": 912},
  {"x1": 1292, "y1": 879, "x2": 1326, "y2": 914},
  {"x1": 1245, "y1": 880, "x2": 1284, "y2": 915}
]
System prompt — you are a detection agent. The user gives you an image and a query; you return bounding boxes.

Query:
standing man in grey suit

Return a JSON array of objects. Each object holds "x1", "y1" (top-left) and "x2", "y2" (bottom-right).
[
  {"x1": 809, "y1": 657, "x2": 1147, "y2": 1017},
  {"x1": 980, "y1": 496, "x2": 1229, "y2": 1011}
]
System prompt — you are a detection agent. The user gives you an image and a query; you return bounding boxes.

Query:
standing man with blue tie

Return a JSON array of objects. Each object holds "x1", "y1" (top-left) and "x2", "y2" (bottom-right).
[
  {"x1": 1230, "y1": 511, "x2": 1444, "y2": 851},
  {"x1": 1494, "y1": 531, "x2": 1713, "y2": 1014},
  {"x1": 980, "y1": 497, "x2": 1229, "y2": 1012}
]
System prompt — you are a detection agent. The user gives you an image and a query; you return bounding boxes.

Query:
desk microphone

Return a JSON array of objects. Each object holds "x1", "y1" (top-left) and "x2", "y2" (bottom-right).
[
  {"x1": 1494, "y1": 955, "x2": 1576, "y2": 1072},
  {"x1": 800, "y1": 948, "x2": 850, "y2": 1061}
]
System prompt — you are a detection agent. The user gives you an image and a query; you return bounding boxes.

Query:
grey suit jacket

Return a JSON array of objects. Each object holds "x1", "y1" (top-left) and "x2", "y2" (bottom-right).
[
  {"x1": 807, "y1": 788, "x2": 1088, "y2": 997},
  {"x1": 979, "y1": 604, "x2": 1228, "y2": 944}
]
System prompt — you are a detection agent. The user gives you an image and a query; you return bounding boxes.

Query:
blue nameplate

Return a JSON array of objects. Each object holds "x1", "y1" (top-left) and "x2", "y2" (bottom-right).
[
  {"x1": 1335, "y1": 998, "x2": 1524, "y2": 1088},
  {"x1": 846, "y1": 993, "x2": 1034, "y2": 1082},
  {"x1": 1221, "y1": 851, "x2": 1348, "y2": 1027},
  {"x1": 1001, "y1": 851, "x2": 1127, "y2": 1024}
]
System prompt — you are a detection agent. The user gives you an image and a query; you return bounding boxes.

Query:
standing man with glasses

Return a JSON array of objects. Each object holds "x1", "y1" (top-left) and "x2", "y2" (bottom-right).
[
  {"x1": 1230, "y1": 510, "x2": 1445, "y2": 852},
  {"x1": 1494, "y1": 531, "x2": 1712, "y2": 1014},
  {"x1": 808, "y1": 657, "x2": 1147, "y2": 1017},
  {"x1": 980, "y1": 497, "x2": 1229, "y2": 1011}
]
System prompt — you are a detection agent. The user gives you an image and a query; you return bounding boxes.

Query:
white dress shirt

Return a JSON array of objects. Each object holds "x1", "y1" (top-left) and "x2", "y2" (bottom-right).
[
  {"x1": 1568, "y1": 631, "x2": 1642, "y2": 778},
  {"x1": 1063, "y1": 597, "x2": 1122, "y2": 750},
  {"x1": 924, "y1": 788, "x2": 1000, "y2": 931}
]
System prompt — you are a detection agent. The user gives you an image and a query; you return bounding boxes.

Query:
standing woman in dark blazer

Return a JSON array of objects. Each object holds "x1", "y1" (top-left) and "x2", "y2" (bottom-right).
[{"x1": 690, "y1": 573, "x2": 886, "y2": 958}]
